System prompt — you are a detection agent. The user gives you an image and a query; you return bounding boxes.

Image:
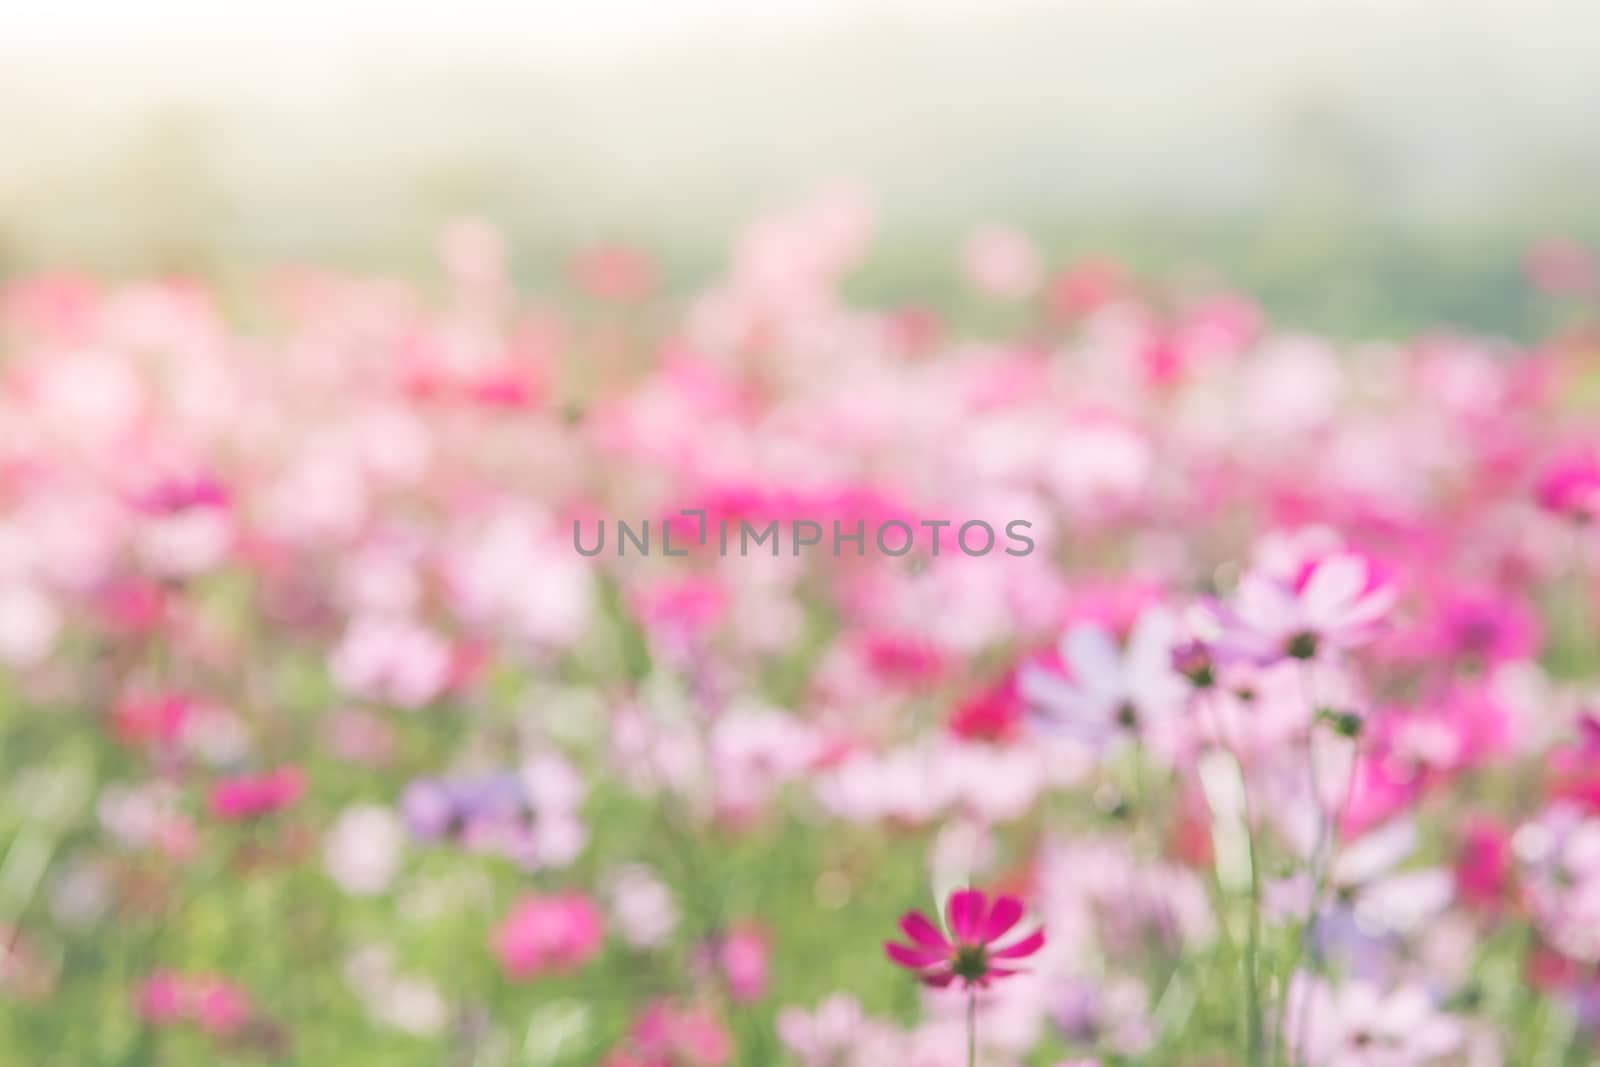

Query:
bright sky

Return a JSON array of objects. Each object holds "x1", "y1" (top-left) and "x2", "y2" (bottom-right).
[{"x1": 0, "y1": 0, "x2": 1017, "y2": 62}]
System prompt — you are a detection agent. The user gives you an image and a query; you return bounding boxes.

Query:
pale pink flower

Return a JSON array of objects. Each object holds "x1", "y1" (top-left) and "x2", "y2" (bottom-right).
[
  {"x1": 0, "y1": 582, "x2": 60, "y2": 667},
  {"x1": 1204, "y1": 551, "x2": 1395, "y2": 664},
  {"x1": 323, "y1": 804, "x2": 407, "y2": 896},
  {"x1": 605, "y1": 864, "x2": 680, "y2": 949},
  {"x1": 1021, "y1": 607, "x2": 1187, "y2": 750},
  {"x1": 964, "y1": 226, "x2": 1043, "y2": 300},
  {"x1": 1284, "y1": 975, "x2": 1464, "y2": 1067},
  {"x1": 329, "y1": 614, "x2": 452, "y2": 710}
]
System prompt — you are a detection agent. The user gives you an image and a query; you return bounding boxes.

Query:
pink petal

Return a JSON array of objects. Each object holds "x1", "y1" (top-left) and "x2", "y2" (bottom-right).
[
  {"x1": 945, "y1": 888, "x2": 986, "y2": 943},
  {"x1": 1300, "y1": 555, "x2": 1366, "y2": 625},
  {"x1": 921, "y1": 969, "x2": 957, "y2": 988},
  {"x1": 900, "y1": 912, "x2": 951, "y2": 953},
  {"x1": 885, "y1": 942, "x2": 945, "y2": 970},
  {"x1": 991, "y1": 927, "x2": 1045, "y2": 960},
  {"x1": 982, "y1": 895, "x2": 1024, "y2": 943}
]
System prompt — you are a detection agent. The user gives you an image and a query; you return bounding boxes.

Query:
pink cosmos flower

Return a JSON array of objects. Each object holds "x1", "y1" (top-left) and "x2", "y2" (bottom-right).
[
  {"x1": 0, "y1": 581, "x2": 61, "y2": 668},
  {"x1": 1416, "y1": 584, "x2": 1541, "y2": 665},
  {"x1": 328, "y1": 614, "x2": 452, "y2": 710},
  {"x1": 208, "y1": 766, "x2": 305, "y2": 820},
  {"x1": 884, "y1": 887, "x2": 1044, "y2": 989},
  {"x1": 134, "y1": 971, "x2": 252, "y2": 1036},
  {"x1": 1535, "y1": 447, "x2": 1600, "y2": 521},
  {"x1": 573, "y1": 244, "x2": 656, "y2": 302},
  {"x1": 1455, "y1": 816, "x2": 1514, "y2": 911},
  {"x1": 1284, "y1": 974, "x2": 1464, "y2": 1067},
  {"x1": 708, "y1": 924, "x2": 769, "y2": 1003},
  {"x1": 604, "y1": 864, "x2": 680, "y2": 949},
  {"x1": 191, "y1": 975, "x2": 252, "y2": 1036},
  {"x1": 1047, "y1": 257, "x2": 1126, "y2": 320},
  {"x1": 134, "y1": 970, "x2": 187, "y2": 1025},
  {"x1": 604, "y1": 999, "x2": 733, "y2": 1067},
  {"x1": 1526, "y1": 237, "x2": 1598, "y2": 296},
  {"x1": 130, "y1": 473, "x2": 230, "y2": 517},
  {"x1": 963, "y1": 226, "x2": 1043, "y2": 300},
  {"x1": 629, "y1": 575, "x2": 729, "y2": 660},
  {"x1": 1020, "y1": 607, "x2": 1186, "y2": 749},
  {"x1": 492, "y1": 892, "x2": 605, "y2": 979},
  {"x1": 777, "y1": 995, "x2": 878, "y2": 1066},
  {"x1": 947, "y1": 669, "x2": 1031, "y2": 742},
  {"x1": 110, "y1": 691, "x2": 190, "y2": 748},
  {"x1": 1204, "y1": 552, "x2": 1395, "y2": 664}
]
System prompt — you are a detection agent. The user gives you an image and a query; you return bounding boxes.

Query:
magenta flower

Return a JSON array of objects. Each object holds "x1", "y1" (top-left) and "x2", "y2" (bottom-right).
[
  {"x1": 133, "y1": 971, "x2": 252, "y2": 1037},
  {"x1": 492, "y1": 891, "x2": 605, "y2": 979},
  {"x1": 208, "y1": 766, "x2": 305, "y2": 820},
  {"x1": 1536, "y1": 447, "x2": 1600, "y2": 521},
  {"x1": 884, "y1": 888, "x2": 1044, "y2": 989}
]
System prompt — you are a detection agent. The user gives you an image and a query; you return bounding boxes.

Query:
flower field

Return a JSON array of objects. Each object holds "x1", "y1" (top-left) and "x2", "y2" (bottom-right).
[{"x1": 3, "y1": 191, "x2": 1600, "y2": 1066}]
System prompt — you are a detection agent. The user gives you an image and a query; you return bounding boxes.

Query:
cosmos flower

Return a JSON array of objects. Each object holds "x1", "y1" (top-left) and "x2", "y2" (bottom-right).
[
  {"x1": 1284, "y1": 975, "x2": 1464, "y2": 1067},
  {"x1": 1202, "y1": 551, "x2": 1395, "y2": 665},
  {"x1": 134, "y1": 971, "x2": 253, "y2": 1037},
  {"x1": 208, "y1": 766, "x2": 305, "y2": 821},
  {"x1": 1020, "y1": 607, "x2": 1186, "y2": 749},
  {"x1": 493, "y1": 892, "x2": 605, "y2": 979},
  {"x1": 1535, "y1": 447, "x2": 1600, "y2": 521},
  {"x1": 884, "y1": 888, "x2": 1044, "y2": 989},
  {"x1": 322, "y1": 804, "x2": 407, "y2": 896}
]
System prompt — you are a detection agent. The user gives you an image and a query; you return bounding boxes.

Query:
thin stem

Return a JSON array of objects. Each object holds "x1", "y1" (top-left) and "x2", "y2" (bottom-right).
[
  {"x1": 967, "y1": 989, "x2": 977, "y2": 1067},
  {"x1": 1244, "y1": 796, "x2": 1266, "y2": 1067},
  {"x1": 1283, "y1": 663, "x2": 1359, "y2": 1067},
  {"x1": 1192, "y1": 686, "x2": 1265, "y2": 1067}
]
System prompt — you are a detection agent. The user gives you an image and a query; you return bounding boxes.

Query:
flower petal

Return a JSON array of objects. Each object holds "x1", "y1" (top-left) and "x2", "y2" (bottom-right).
[
  {"x1": 945, "y1": 888, "x2": 986, "y2": 943},
  {"x1": 1065, "y1": 626, "x2": 1122, "y2": 699},
  {"x1": 899, "y1": 911, "x2": 951, "y2": 953},
  {"x1": 991, "y1": 926, "x2": 1045, "y2": 960},
  {"x1": 982, "y1": 895, "x2": 1024, "y2": 943},
  {"x1": 1300, "y1": 555, "x2": 1367, "y2": 627},
  {"x1": 885, "y1": 941, "x2": 945, "y2": 970}
]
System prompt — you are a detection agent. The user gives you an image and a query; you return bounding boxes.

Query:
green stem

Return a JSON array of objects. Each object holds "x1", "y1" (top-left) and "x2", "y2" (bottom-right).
[
  {"x1": 1245, "y1": 807, "x2": 1265, "y2": 1067},
  {"x1": 1196, "y1": 688, "x2": 1265, "y2": 1067}
]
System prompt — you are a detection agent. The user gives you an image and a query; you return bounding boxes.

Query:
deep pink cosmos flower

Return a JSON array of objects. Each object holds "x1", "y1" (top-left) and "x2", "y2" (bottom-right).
[
  {"x1": 884, "y1": 888, "x2": 1044, "y2": 989},
  {"x1": 131, "y1": 473, "x2": 230, "y2": 517},
  {"x1": 948, "y1": 667, "x2": 1035, "y2": 742},
  {"x1": 1454, "y1": 816, "x2": 1514, "y2": 911},
  {"x1": 208, "y1": 766, "x2": 305, "y2": 820},
  {"x1": 492, "y1": 892, "x2": 605, "y2": 979},
  {"x1": 1419, "y1": 584, "x2": 1542, "y2": 666},
  {"x1": 1535, "y1": 447, "x2": 1600, "y2": 521}
]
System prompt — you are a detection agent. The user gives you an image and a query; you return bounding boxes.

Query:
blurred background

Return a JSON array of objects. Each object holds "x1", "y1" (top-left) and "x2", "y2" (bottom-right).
[{"x1": 3, "y1": 0, "x2": 1599, "y2": 335}]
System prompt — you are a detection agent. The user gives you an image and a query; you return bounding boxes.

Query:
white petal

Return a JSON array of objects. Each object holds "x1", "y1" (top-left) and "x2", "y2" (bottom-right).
[
  {"x1": 1064, "y1": 624, "x2": 1123, "y2": 697},
  {"x1": 1299, "y1": 555, "x2": 1366, "y2": 627},
  {"x1": 1335, "y1": 818, "x2": 1417, "y2": 886},
  {"x1": 1126, "y1": 607, "x2": 1177, "y2": 682}
]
